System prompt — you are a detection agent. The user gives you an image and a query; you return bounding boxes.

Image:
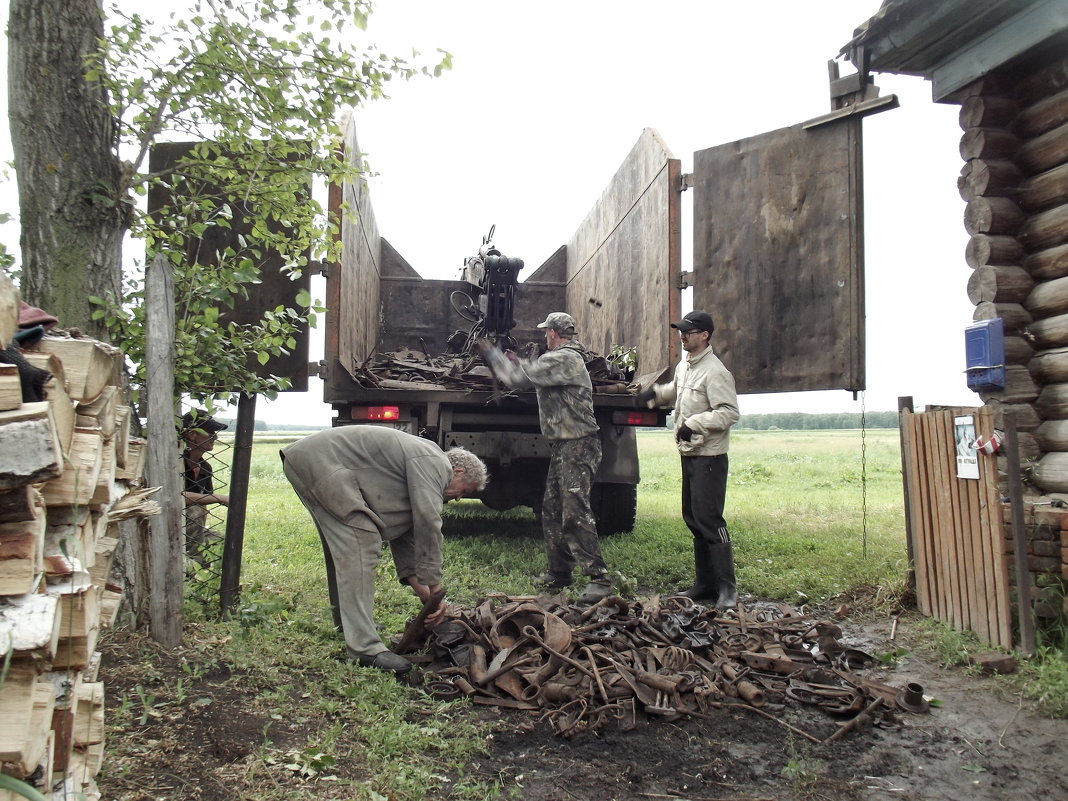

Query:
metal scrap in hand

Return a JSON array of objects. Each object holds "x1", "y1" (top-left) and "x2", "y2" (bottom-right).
[{"x1": 420, "y1": 594, "x2": 908, "y2": 741}]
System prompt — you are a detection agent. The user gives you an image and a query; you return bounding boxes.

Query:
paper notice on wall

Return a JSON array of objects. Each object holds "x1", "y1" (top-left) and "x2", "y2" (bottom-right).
[{"x1": 955, "y1": 415, "x2": 979, "y2": 480}]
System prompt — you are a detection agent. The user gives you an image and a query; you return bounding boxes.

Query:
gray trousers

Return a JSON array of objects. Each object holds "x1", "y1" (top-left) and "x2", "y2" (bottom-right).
[{"x1": 282, "y1": 459, "x2": 388, "y2": 657}]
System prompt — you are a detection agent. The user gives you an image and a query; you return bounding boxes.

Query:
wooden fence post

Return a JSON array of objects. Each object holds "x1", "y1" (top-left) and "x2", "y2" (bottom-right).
[{"x1": 143, "y1": 253, "x2": 183, "y2": 647}]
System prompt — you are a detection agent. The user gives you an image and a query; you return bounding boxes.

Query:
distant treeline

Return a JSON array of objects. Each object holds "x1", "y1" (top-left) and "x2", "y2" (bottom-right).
[{"x1": 736, "y1": 412, "x2": 899, "y2": 430}]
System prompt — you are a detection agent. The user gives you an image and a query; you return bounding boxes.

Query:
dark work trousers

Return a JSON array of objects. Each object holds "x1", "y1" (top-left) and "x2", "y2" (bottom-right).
[
  {"x1": 680, "y1": 454, "x2": 731, "y2": 544},
  {"x1": 542, "y1": 435, "x2": 606, "y2": 579}
]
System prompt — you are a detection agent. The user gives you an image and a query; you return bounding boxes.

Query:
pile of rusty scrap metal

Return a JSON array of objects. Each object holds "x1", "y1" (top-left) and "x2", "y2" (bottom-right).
[
  {"x1": 352, "y1": 347, "x2": 632, "y2": 394},
  {"x1": 409, "y1": 594, "x2": 916, "y2": 741}
]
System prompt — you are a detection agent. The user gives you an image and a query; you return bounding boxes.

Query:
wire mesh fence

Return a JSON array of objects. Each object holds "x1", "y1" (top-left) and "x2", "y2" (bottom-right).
[{"x1": 180, "y1": 415, "x2": 232, "y2": 614}]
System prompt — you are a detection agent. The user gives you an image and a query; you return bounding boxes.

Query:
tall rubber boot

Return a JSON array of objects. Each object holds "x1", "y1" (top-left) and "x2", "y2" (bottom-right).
[
  {"x1": 709, "y1": 541, "x2": 738, "y2": 610},
  {"x1": 677, "y1": 538, "x2": 717, "y2": 600}
]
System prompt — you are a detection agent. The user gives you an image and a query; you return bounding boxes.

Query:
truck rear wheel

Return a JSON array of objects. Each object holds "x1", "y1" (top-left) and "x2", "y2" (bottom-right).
[{"x1": 591, "y1": 483, "x2": 637, "y2": 536}]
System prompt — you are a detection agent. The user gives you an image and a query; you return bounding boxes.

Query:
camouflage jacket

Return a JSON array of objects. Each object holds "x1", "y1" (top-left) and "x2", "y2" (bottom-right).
[{"x1": 490, "y1": 341, "x2": 598, "y2": 441}]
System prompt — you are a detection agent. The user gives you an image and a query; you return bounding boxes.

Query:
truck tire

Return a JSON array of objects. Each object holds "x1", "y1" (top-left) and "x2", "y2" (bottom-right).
[{"x1": 591, "y1": 483, "x2": 637, "y2": 536}]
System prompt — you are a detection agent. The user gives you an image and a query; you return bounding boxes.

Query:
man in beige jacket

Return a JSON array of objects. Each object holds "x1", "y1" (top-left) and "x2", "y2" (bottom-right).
[
  {"x1": 638, "y1": 310, "x2": 740, "y2": 609},
  {"x1": 281, "y1": 425, "x2": 487, "y2": 673}
]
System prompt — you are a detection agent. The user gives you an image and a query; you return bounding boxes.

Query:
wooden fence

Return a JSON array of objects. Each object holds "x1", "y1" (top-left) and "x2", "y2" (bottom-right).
[{"x1": 899, "y1": 406, "x2": 1014, "y2": 649}]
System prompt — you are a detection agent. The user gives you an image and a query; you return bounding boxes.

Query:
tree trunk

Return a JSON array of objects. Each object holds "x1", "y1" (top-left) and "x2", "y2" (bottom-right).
[{"x1": 7, "y1": 0, "x2": 128, "y2": 338}]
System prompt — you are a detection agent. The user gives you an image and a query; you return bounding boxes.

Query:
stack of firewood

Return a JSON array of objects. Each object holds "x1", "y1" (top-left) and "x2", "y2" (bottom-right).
[{"x1": 0, "y1": 275, "x2": 154, "y2": 801}]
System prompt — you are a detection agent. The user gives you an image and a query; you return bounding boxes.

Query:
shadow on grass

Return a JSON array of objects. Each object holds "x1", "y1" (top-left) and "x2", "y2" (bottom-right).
[{"x1": 442, "y1": 499, "x2": 540, "y2": 540}]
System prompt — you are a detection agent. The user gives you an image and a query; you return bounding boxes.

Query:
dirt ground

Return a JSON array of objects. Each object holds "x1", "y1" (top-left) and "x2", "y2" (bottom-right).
[{"x1": 96, "y1": 612, "x2": 1068, "y2": 801}]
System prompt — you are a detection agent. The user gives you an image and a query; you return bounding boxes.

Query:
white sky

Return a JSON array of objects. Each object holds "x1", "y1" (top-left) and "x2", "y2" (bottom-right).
[{"x1": 3, "y1": 0, "x2": 981, "y2": 425}]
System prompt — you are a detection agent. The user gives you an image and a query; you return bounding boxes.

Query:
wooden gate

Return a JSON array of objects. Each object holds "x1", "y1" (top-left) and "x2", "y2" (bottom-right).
[{"x1": 899, "y1": 407, "x2": 1014, "y2": 649}]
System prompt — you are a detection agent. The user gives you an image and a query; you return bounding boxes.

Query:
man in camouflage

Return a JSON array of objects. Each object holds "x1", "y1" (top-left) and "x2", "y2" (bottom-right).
[{"x1": 479, "y1": 312, "x2": 613, "y2": 604}]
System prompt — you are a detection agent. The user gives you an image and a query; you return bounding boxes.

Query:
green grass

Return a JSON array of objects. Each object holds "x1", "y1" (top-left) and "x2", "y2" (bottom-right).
[{"x1": 101, "y1": 428, "x2": 1068, "y2": 800}]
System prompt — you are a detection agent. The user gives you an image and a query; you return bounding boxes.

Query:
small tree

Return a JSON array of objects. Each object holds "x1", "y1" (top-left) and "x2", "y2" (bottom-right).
[{"x1": 9, "y1": 0, "x2": 449, "y2": 403}]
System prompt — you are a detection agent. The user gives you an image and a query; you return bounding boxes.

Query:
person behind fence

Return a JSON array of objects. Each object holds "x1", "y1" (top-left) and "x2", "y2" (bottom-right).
[
  {"x1": 280, "y1": 425, "x2": 488, "y2": 674},
  {"x1": 478, "y1": 312, "x2": 614, "y2": 605},
  {"x1": 180, "y1": 410, "x2": 230, "y2": 561},
  {"x1": 635, "y1": 309, "x2": 740, "y2": 610}
]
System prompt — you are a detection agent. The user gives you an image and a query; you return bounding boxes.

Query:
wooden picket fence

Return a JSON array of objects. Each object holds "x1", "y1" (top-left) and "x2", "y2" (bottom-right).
[{"x1": 899, "y1": 406, "x2": 1014, "y2": 649}]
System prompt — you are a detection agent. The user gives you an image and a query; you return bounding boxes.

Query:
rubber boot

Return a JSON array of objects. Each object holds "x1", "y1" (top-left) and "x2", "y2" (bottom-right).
[
  {"x1": 677, "y1": 539, "x2": 717, "y2": 600},
  {"x1": 709, "y1": 541, "x2": 738, "y2": 610}
]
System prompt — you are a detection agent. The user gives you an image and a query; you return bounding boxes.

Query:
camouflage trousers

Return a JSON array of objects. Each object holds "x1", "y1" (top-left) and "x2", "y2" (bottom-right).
[{"x1": 542, "y1": 435, "x2": 607, "y2": 580}]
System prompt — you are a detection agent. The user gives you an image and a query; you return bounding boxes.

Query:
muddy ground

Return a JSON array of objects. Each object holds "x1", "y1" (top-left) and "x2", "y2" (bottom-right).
[{"x1": 96, "y1": 612, "x2": 1068, "y2": 801}]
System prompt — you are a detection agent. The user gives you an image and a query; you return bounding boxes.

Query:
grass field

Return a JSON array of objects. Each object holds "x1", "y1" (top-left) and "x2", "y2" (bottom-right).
[{"x1": 96, "y1": 427, "x2": 1066, "y2": 801}]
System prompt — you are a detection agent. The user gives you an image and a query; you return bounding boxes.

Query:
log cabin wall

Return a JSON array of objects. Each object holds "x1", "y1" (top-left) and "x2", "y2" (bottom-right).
[{"x1": 959, "y1": 53, "x2": 1068, "y2": 604}]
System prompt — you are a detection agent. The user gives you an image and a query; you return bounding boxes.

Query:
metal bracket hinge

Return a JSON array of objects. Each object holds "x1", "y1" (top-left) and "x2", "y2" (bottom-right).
[
  {"x1": 310, "y1": 360, "x2": 327, "y2": 379},
  {"x1": 677, "y1": 271, "x2": 694, "y2": 290},
  {"x1": 679, "y1": 173, "x2": 694, "y2": 192},
  {"x1": 309, "y1": 260, "x2": 330, "y2": 279}
]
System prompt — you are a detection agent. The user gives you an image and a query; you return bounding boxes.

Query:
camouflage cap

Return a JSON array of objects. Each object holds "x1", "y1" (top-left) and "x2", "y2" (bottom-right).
[{"x1": 536, "y1": 312, "x2": 577, "y2": 335}]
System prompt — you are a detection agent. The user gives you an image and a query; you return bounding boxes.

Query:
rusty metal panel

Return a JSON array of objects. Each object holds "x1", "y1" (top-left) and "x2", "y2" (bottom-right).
[
  {"x1": 692, "y1": 119, "x2": 865, "y2": 394},
  {"x1": 334, "y1": 121, "x2": 382, "y2": 377},
  {"x1": 147, "y1": 142, "x2": 311, "y2": 391},
  {"x1": 565, "y1": 129, "x2": 682, "y2": 382}
]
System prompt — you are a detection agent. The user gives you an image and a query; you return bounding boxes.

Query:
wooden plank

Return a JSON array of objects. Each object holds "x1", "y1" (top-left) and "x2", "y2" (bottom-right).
[
  {"x1": 565, "y1": 129, "x2": 679, "y2": 380},
  {"x1": 0, "y1": 271, "x2": 16, "y2": 348},
  {"x1": 692, "y1": 118, "x2": 863, "y2": 394},
  {"x1": 902, "y1": 413, "x2": 933, "y2": 614},
  {"x1": 916, "y1": 413, "x2": 942, "y2": 619},
  {"x1": 932, "y1": 412, "x2": 959, "y2": 625},
  {"x1": 937, "y1": 411, "x2": 966, "y2": 630},
  {"x1": 974, "y1": 407, "x2": 1002, "y2": 646},
  {"x1": 962, "y1": 440, "x2": 988, "y2": 643},
  {"x1": 986, "y1": 412, "x2": 1015, "y2": 648},
  {"x1": 0, "y1": 364, "x2": 20, "y2": 411}
]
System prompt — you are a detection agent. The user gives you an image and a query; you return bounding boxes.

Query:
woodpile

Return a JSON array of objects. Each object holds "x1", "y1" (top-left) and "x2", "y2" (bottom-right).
[{"x1": 1, "y1": 282, "x2": 156, "y2": 800}]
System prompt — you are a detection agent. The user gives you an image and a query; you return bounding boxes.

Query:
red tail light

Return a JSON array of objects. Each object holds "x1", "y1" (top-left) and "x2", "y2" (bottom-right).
[
  {"x1": 353, "y1": 405, "x2": 401, "y2": 421},
  {"x1": 611, "y1": 410, "x2": 659, "y2": 426}
]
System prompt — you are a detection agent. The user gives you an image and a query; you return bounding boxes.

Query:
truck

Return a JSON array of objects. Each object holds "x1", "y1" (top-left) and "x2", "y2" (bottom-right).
[{"x1": 322, "y1": 122, "x2": 684, "y2": 535}]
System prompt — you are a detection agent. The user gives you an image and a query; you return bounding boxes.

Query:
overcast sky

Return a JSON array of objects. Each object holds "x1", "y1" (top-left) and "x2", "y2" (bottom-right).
[{"x1": 3, "y1": 1, "x2": 981, "y2": 425}]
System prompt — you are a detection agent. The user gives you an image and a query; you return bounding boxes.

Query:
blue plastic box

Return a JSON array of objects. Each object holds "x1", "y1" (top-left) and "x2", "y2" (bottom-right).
[{"x1": 964, "y1": 318, "x2": 1006, "y2": 392}]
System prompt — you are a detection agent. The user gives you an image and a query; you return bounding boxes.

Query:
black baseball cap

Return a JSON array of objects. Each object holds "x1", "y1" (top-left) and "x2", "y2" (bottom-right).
[
  {"x1": 670, "y1": 310, "x2": 715, "y2": 333},
  {"x1": 181, "y1": 409, "x2": 228, "y2": 434}
]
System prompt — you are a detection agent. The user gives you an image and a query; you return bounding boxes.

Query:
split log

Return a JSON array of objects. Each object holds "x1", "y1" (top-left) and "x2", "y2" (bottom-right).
[
  {"x1": 1029, "y1": 347, "x2": 1068, "y2": 383},
  {"x1": 76, "y1": 385, "x2": 118, "y2": 438},
  {"x1": 985, "y1": 399, "x2": 1042, "y2": 432},
  {"x1": 1019, "y1": 203, "x2": 1068, "y2": 252},
  {"x1": 88, "y1": 436, "x2": 118, "y2": 508},
  {"x1": 0, "y1": 665, "x2": 47, "y2": 766},
  {"x1": 0, "y1": 511, "x2": 45, "y2": 597},
  {"x1": 0, "y1": 271, "x2": 16, "y2": 348},
  {"x1": 72, "y1": 683, "x2": 105, "y2": 747},
  {"x1": 114, "y1": 437, "x2": 145, "y2": 482},
  {"x1": 0, "y1": 402, "x2": 63, "y2": 490},
  {"x1": 960, "y1": 128, "x2": 1019, "y2": 161},
  {"x1": 0, "y1": 592, "x2": 60, "y2": 661},
  {"x1": 1019, "y1": 162, "x2": 1068, "y2": 211},
  {"x1": 959, "y1": 96, "x2": 1018, "y2": 129},
  {"x1": 36, "y1": 336, "x2": 121, "y2": 403},
  {"x1": 966, "y1": 234, "x2": 1026, "y2": 268},
  {"x1": 958, "y1": 159, "x2": 1022, "y2": 202},
  {"x1": 1026, "y1": 242, "x2": 1068, "y2": 280},
  {"x1": 968, "y1": 265, "x2": 1033, "y2": 304},
  {"x1": 1032, "y1": 451, "x2": 1068, "y2": 494},
  {"x1": 51, "y1": 585, "x2": 101, "y2": 670},
  {"x1": 114, "y1": 405, "x2": 131, "y2": 468},
  {"x1": 1035, "y1": 381, "x2": 1068, "y2": 420},
  {"x1": 0, "y1": 486, "x2": 41, "y2": 523},
  {"x1": 1015, "y1": 88, "x2": 1068, "y2": 139},
  {"x1": 964, "y1": 196, "x2": 1025, "y2": 236},
  {"x1": 0, "y1": 363, "x2": 20, "y2": 410},
  {"x1": 1026, "y1": 310, "x2": 1068, "y2": 348},
  {"x1": 1004, "y1": 334, "x2": 1034, "y2": 365},
  {"x1": 1016, "y1": 120, "x2": 1068, "y2": 176},
  {"x1": 41, "y1": 430, "x2": 103, "y2": 507},
  {"x1": 1036, "y1": 418, "x2": 1068, "y2": 451},
  {"x1": 23, "y1": 352, "x2": 75, "y2": 456},
  {"x1": 972, "y1": 300, "x2": 1031, "y2": 332},
  {"x1": 978, "y1": 364, "x2": 1038, "y2": 404}
]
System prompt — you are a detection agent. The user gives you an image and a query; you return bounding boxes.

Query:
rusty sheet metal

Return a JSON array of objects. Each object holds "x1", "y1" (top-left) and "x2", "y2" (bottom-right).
[
  {"x1": 565, "y1": 129, "x2": 682, "y2": 382},
  {"x1": 415, "y1": 594, "x2": 913, "y2": 740},
  {"x1": 148, "y1": 142, "x2": 312, "y2": 391},
  {"x1": 692, "y1": 119, "x2": 865, "y2": 395}
]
